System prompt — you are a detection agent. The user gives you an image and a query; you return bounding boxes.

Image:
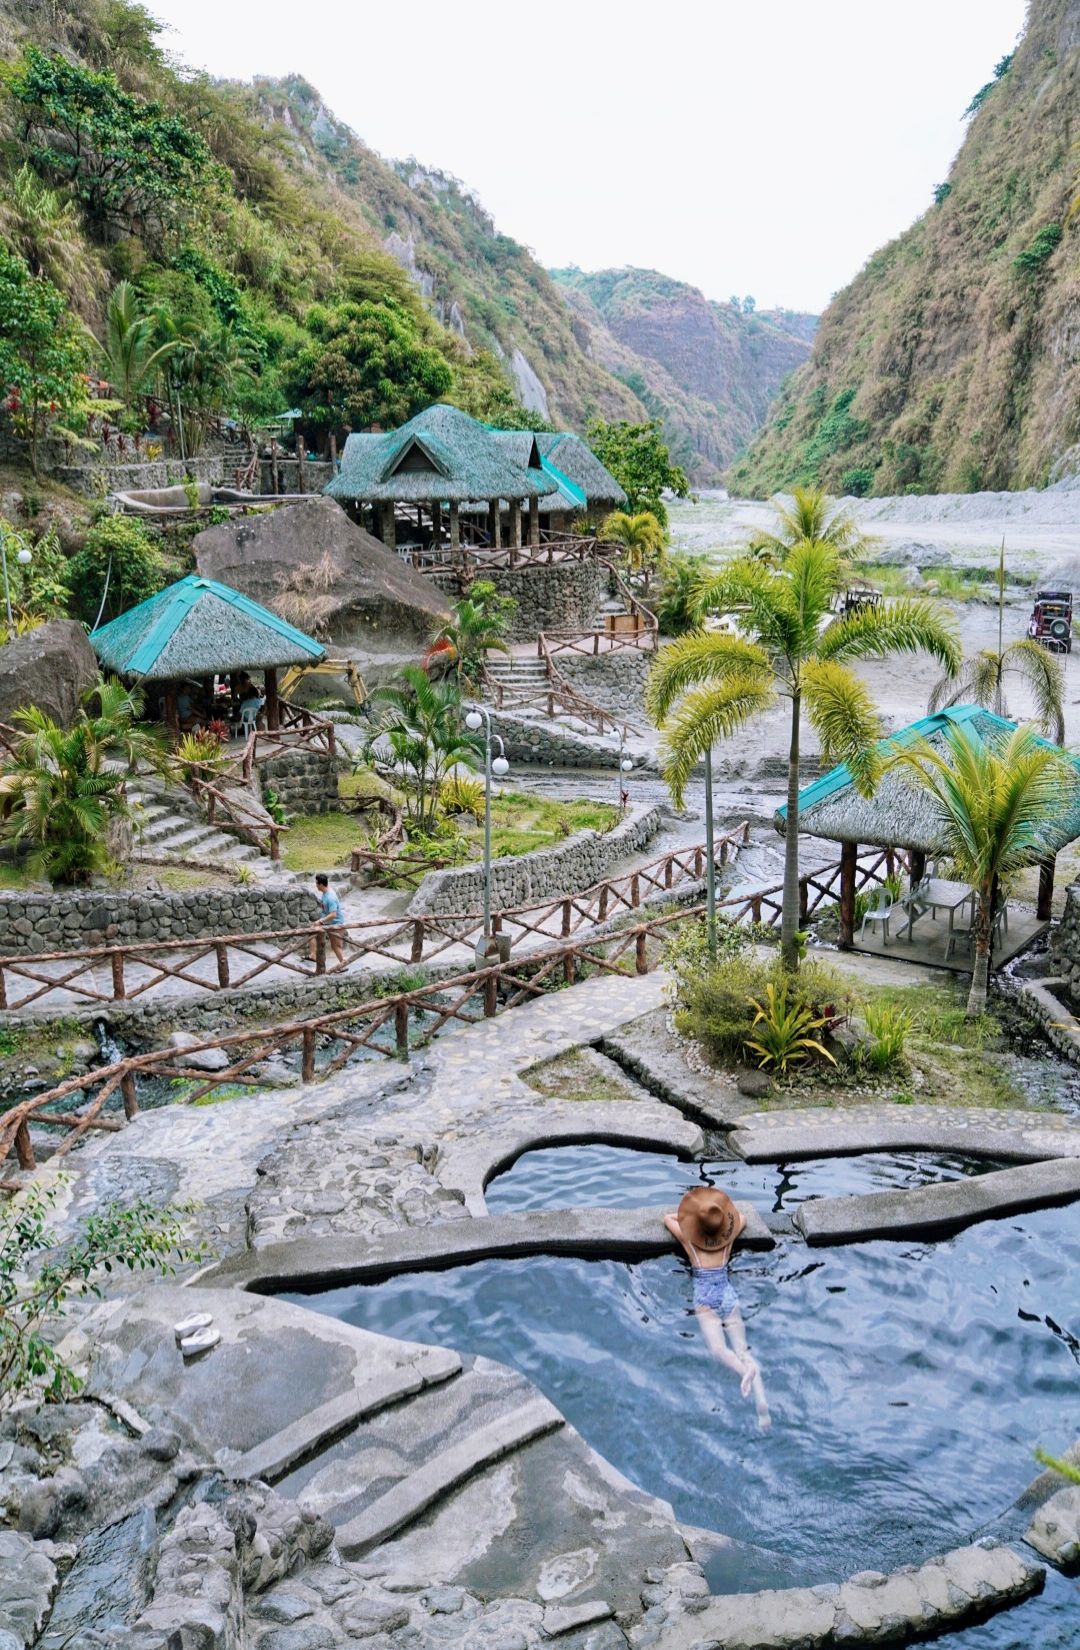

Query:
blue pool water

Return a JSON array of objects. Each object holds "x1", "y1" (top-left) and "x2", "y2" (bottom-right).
[{"x1": 291, "y1": 1147, "x2": 1080, "y2": 1645}]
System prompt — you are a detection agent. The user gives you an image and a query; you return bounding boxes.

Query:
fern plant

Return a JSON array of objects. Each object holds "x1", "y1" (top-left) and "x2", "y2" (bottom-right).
[{"x1": 744, "y1": 982, "x2": 837, "y2": 1074}]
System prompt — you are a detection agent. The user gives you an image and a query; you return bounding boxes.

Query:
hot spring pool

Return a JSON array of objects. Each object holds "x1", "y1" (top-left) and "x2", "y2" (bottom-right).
[{"x1": 286, "y1": 1147, "x2": 1079, "y2": 1646}]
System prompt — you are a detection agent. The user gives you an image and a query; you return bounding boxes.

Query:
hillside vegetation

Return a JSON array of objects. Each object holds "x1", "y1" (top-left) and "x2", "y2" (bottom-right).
[
  {"x1": 733, "y1": 0, "x2": 1080, "y2": 499},
  {"x1": 553, "y1": 266, "x2": 814, "y2": 482}
]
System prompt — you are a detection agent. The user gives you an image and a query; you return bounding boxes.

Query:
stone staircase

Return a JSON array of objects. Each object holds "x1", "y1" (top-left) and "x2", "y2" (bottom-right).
[
  {"x1": 128, "y1": 779, "x2": 264, "y2": 866},
  {"x1": 483, "y1": 654, "x2": 607, "y2": 738}
]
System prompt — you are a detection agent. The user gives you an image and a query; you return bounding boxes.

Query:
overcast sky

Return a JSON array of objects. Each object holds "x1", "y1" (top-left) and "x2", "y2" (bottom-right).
[{"x1": 148, "y1": 0, "x2": 1029, "y2": 314}]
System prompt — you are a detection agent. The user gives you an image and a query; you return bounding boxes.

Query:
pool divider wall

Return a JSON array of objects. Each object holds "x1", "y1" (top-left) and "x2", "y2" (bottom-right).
[{"x1": 793, "y1": 1158, "x2": 1080, "y2": 1245}]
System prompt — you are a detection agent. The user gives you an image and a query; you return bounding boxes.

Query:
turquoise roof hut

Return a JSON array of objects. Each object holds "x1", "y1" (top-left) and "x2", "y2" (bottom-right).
[
  {"x1": 90, "y1": 574, "x2": 324, "y2": 731},
  {"x1": 776, "y1": 705, "x2": 1080, "y2": 947}
]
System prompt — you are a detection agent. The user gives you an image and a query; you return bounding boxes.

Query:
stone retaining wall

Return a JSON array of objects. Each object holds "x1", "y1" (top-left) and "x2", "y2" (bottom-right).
[
  {"x1": 62, "y1": 456, "x2": 227, "y2": 496},
  {"x1": 259, "y1": 749, "x2": 344, "y2": 816},
  {"x1": 1051, "y1": 883, "x2": 1080, "y2": 998},
  {"x1": 406, "y1": 802, "x2": 662, "y2": 916},
  {"x1": 495, "y1": 709, "x2": 659, "y2": 771},
  {"x1": 557, "y1": 650, "x2": 651, "y2": 718},
  {"x1": 486, "y1": 561, "x2": 604, "y2": 641},
  {"x1": 0, "y1": 885, "x2": 319, "y2": 955}
]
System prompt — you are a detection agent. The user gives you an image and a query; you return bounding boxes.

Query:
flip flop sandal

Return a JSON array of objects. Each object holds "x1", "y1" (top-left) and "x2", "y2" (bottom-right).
[
  {"x1": 173, "y1": 1312, "x2": 214, "y2": 1344},
  {"x1": 179, "y1": 1326, "x2": 220, "y2": 1358}
]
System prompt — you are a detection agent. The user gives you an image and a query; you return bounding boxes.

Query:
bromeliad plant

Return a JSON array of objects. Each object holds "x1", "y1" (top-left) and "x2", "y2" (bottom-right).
[
  {"x1": 646, "y1": 487, "x2": 961, "y2": 970},
  {"x1": 743, "y1": 981, "x2": 838, "y2": 1075}
]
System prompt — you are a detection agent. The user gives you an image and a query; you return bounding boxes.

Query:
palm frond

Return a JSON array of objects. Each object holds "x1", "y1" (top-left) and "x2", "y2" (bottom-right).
[
  {"x1": 818, "y1": 596, "x2": 961, "y2": 674},
  {"x1": 644, "y1": 631, "x2": 772, "y2": 724},
  {"x1": 1001, "y1": 640, "x2": 1066, "y2": 743},
  {"x1": 927, "y1": 652, "x2": 1002, "y2": 717},
  {"x1": 801, "y1": 659, "x2": 883, "y2": 796},
  {"x1": 658, "y1": 677, "x2": 776, "y2": 806}
]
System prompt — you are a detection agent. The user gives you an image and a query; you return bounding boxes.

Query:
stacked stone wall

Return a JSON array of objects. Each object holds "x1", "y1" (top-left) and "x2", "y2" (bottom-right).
[
  {"x1": 486, "y1": 561, "x2": 604, "y2": 641},
  {"x1": 0, "y1": 886, "x2": 319, "y2": 955},
  {"x1": 259, "y1": 749, "x2": 345, "y2": 816},
  {"x1": 1051, "y1": 883, "x2": 1080, "y2": 998},
  {"x1": 557, "y1": 650, "x2": 650, "y2": 719}
]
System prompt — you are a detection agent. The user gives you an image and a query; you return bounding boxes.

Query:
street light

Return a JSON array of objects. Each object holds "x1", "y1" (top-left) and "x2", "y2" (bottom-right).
[
  {"x1": 0, "y1": 532, "x2": 31, "y2": 630},
  {"x1": 465, "y1": 705, "x2": 509, "y2": 956},
  {"x1": 616, "y1": 731, "x2": 634, "y2": 815}
]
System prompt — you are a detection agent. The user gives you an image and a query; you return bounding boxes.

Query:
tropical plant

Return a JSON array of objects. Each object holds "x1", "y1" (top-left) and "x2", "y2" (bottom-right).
[
  {"x1": 655, "y1": 552, "x2": 710, "y2": 636},
  {"x1": 584, "y1": 418, "x2": 690, "y2": 527},
  {"x1": 860, "y1": 1001, "x2": 913, "y2": 1071},
  {"x1": 928, "y1": 641, "x2": 1065, "y2": 743},
  {"x1": 747, "y1": 485, "x2": 870, "y2": 566},
  {"x1": 886, "y1": 722, "x2": 1080, "y2": 1016},
  {"x1": 430, "y1": 580, "x2": 517, "y2": 682},
  {"x1": 440, "y1": 772, "x2": 485, "y2": 817},
  {"x1": 744, "y1": 981, "x2": 838, "y2": 1074},
  {"x1": 0, "y1": 677, "x2": 165, "y2": 884},
  {"x1": 645, "y1": 490, "x2": 960, "y2": 969},
  {"x1": 98, "y1": 280, "x2": 183, "y2": 416},
  {"x1": 67, "y1": 515, "x2": 163, "y2": 626},
  {"x1": 0, "y1": 164, "x2": 93, "y2": 295},
  {"x1": 0, "y1": 247, "x2": 90, "y2": 479},
  {"x1": 1, "y1": 1178, "x2": 196, "y2": 1414},
  {"x1": 173, "y1": 730, "x2": 226, "y2": 782},
  {"x1": 366, "y1": 665, "x2": 481, "y2": 832},
  {"x1": 600, "y1": 510, "x2": 667, "y2": 590},
  {"x1": 286, "y1": 298, "x2": 453, "y2": 434}
]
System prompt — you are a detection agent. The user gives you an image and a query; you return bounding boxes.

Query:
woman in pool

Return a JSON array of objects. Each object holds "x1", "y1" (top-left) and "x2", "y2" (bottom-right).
[{"x1": 664, "y1": 1188, "x2": 771, "y2": 1429}]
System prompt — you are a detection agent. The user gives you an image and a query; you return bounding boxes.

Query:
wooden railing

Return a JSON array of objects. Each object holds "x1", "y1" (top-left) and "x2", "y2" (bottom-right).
[
  {"x1": 0, "y1": 826, "x2": 753, "y2": 1014},
  {"x1": 0, "y1": 843, "x2": 905, "y2": 1190}
]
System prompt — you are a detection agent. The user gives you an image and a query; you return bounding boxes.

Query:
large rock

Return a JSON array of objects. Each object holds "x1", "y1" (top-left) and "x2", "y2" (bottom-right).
[
  {"x1": 0, "y1": 620, "x2": 97, "y2": 728},
  {"x1": 193, "y1": 497, "x2": 449, "y2": 649}
]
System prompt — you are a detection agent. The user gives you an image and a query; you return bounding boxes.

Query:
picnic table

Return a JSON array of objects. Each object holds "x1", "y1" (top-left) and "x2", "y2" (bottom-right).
[{"x1": 901, "y1": 878, "x2": 976, "y2": 941}]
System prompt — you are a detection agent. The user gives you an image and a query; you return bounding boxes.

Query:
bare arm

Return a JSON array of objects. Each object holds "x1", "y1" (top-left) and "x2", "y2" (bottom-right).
[{"x1": 663, "y1": 1213, "x2": 695, "y2": 1264}]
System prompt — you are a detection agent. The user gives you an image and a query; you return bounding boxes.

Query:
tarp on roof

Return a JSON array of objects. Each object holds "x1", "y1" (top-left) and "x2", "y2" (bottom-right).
[{"x1": 89, "y1": 575, "x2": 325, "y2": 682}]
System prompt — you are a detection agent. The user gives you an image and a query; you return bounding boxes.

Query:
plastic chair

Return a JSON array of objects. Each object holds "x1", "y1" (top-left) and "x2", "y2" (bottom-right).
[
  {"x1": 236, "y1": 699, "x2": 262, "y2": 737},
  {"x1": 859, "y1": 888, "x2": 894, "y2": 945},
  {"x1": 899, "y1": 878, "x2": 930, "y2": 940}
]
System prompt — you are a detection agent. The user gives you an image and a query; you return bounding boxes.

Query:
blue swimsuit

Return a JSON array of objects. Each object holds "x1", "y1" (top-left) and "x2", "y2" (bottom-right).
[{"x1": 689, "y1": 1242, "x2": 740, "y2": 1317}]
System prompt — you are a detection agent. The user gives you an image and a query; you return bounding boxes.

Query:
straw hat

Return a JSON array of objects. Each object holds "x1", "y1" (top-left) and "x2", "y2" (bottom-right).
[{"x1": 677, "y1": 1187, "x2": 739, "y2": 1252}]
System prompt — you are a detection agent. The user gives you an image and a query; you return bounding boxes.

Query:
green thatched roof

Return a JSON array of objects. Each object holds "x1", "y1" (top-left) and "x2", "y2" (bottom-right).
[
  {"x1": 90, "y1": 575, "x2": 325, "y2": 682},
  {"x1": 776, "y1": 705, "x2": 1080, "y2": 856},
  {"x1": 537, "y1": 432, "x2": 627, "y2": 508},
  {"x1": 325, "y1": 404, "x2": 545, "y2": 504}
]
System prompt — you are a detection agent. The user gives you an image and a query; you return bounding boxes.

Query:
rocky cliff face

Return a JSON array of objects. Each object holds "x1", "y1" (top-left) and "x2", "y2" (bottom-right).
[
  {"x1": 553, "y1": 268, "x2": 814, "y2": 481},
  {"x1": 734, "y1": 0, "x2": 1080, "y2": 498}
]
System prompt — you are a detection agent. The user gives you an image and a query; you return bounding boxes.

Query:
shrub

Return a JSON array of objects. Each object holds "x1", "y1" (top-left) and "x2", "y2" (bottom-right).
[
  {"x1": 663, "y1": 915, "x2": 748, "y2": 1010},
  {"x1": 860, "y1": 1001, "x2": 913, "y2": 1071},
  {"x1": 440, "y1": 772, "x2": 485, "y2": 817},
  {"x1": 675, "y1": 952, "x2": 767, "y2": 1062},
  {"x1": 1013, "y1": 223, "x2": 1063, "y2": 278},
  {"x1": 67, "y1": 516, "x2": 163, "y2": 625},
  {"x1": 744, "y1": 981, "x2": 837, "y2": 1075},
  {"x1": 174, "y1": 730, "x2": 225, "y2": 781},
  {"x1": 840, "y1": 467, "x2": 875, "y2": 498}
]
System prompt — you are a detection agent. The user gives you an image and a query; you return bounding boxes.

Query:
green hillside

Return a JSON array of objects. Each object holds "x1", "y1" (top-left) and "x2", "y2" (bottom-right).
[{"x1": 733, "y1": 0, "x2": 1080, "y2": 498}]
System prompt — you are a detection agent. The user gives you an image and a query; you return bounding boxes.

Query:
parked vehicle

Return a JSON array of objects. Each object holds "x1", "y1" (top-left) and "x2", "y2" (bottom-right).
[{"x1": 1028, "y1": 589, "x2": 1072, "y2": 654}]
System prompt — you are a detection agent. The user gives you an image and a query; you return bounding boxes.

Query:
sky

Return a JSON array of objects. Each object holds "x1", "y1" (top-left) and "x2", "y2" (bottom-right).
[{"x1": 146, "y1": 0, "x2": 1030, "y2": 314}]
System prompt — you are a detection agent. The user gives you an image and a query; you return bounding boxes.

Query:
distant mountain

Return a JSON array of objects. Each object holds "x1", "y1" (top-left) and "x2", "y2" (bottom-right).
[
  {"x1": 733, "y1": 0, "x2": 1080, "y2": 498},
  {"x1": 552, "y1": 268, "x2": 816, "y2": 482}
]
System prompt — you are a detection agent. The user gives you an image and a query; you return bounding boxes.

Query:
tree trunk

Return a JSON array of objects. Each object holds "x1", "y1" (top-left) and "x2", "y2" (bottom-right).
[
  {"x1": 966, "y1": 889, "x2": 992, "y2": 1018},
  {"x1": 780, "y1": 693, "x2": 802, "y2": 971}
]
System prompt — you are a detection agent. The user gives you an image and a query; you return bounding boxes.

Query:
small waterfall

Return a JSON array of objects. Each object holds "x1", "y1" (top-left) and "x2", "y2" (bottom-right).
[{"x1": 93, "y1": 1019, "x2": 124, "y2": 1066}]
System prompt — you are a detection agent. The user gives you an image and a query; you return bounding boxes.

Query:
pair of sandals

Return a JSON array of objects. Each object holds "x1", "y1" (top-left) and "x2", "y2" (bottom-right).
[{"x1": 173, "y1": 1312, "x2": 220, "y2": 1358}]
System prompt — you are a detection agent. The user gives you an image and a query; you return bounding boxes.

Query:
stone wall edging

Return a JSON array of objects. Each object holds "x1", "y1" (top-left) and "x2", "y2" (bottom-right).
[{"x1": 0, "y1": 884, "x2": 320, "y2": 955}]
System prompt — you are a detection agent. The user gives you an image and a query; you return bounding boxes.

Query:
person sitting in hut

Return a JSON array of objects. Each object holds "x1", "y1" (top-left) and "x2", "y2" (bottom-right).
[
  {"x1": 664, "y1": 1188, "x2": 771, "y2": 1429},
  {"x1": 232, "y1": 672, "x2": 265, "y2": 734}
]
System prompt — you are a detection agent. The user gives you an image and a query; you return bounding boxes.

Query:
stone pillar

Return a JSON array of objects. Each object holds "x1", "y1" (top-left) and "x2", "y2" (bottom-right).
[
  {"x1": 838, "y1": 840, "x2": 858, "y2": 949},
  {"x1": 381, "y1": 502, "x2": 397, "y2": 552},
  {"x1": 529, "y1": 498, "x2": 541, "y2": 548},
  {"x1": 489, "y1": 499, "x2": 500, "y2": 550},
  {"x1": 1038, "y1": 855, "x2": 1056, "y2": 921},
  {"x1": 264, "y1": 667, "x2": 280, "y2": 733}
]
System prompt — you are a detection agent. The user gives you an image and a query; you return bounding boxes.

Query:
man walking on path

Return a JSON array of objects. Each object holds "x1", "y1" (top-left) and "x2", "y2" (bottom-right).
[{"x1": 310, "y1": 872, "x2": 347, "y2": 969}]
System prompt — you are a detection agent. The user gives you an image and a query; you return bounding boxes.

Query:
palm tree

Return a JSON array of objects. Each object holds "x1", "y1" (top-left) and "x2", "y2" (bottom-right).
[
  {"x1": 0, "y1": 679, "x2": 165, "y2": 885},
  {"x1": 928, "y1": 640, "x2": 1065, "y2": 742},
  {"x1": 747, "y1": 485, "x2": 870, "y2": 566},
  {"x1": 655, "y1": 552, "x2": 710, "y2": 636},
  {"x1": 600, "y1": 511, "x2": 667, "y2": 590},
  {"x1": 646, "y1": 534, "x2": 960, "y2": 971},
  {"x1": 98, "y1": 281, "x2": 183, "y2": 415},
  {"x1": 430, "y1": 580, "x2": 516, "y2": 684},
  {"x1": 366, "y1": 666, "x2": 481, "y2": 832},
  {"x1": 886, "y1": 723, "x2": 1078, "y2": 1016}
]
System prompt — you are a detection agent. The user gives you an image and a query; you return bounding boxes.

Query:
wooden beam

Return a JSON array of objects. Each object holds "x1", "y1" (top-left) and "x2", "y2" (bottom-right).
[
  {"x1": 529, "y1": 498, "x2": 541, "y2": 548},
  {"x1": 1038, "y1": 855, "x2": 1056, "y2": 921},
  {"x1": 264, "y1": 667, "x2": 280, "y2": 732},
  {"x1": 909, "y1": 848, "x2": 926, "y2": 888},
  {"x1": 838, "y1": 840, "x2": 858, "y2": 948},
  {"x1": 489, "y1": 499, "x2": 500, "y2": 550}
]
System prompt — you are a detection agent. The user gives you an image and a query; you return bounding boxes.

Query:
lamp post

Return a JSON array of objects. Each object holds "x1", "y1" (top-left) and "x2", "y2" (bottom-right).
[
  {"x1": 0, "y1": 532, "x2": 31, "y2": 630},
  {"x1": 465, "y1": 706, "x2": 509, "y2": 953},
  {"x1": 616, "y1": 732, "x2": 634, "y2": 816}
]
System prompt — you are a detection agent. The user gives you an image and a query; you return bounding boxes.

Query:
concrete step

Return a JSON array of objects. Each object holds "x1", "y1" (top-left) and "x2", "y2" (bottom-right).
[{"x1": 135, "y1": 811, "x2": 195, "y2": 844}]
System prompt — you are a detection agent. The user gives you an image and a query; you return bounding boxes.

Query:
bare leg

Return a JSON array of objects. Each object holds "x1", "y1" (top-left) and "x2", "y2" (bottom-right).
[
  {"x1": 724, "y1": 1308, "x2": 771, "y2": 1431},
  {"x1": 330, "y1": 931, "x2": 346, "y2": 969}
]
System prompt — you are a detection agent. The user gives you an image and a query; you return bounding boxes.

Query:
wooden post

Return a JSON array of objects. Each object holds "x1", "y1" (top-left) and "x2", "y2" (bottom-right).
[
  {"x1": 510, "y1": 499, "x2": 522, "y2": 553},
  {"x1": 598, "y1": 886, "x2": 609, "y2": 921},
  {"x1": 264, "y1": 667, "x2": 280, "y2": 732},
  {"x1": 411, "y1": 920, "x2": 425, "y2": 964},
  {"x1": 909, "y1": 848, "x2": 926, "y2": 889},
  {"x1": 120, "y1": 1072, "x2": 138, "y2": 1120},
  {"x1": 449, "y1": 500, "x2": 460, "y2": 555},
  {"x1": 432, "y1": 500, "x2": 443, "y2": 546},
  {"x1": 635, "y1": 931, "x2": 648, "y2": 974},
  {"x1": 1038, "y1": 855, "x2": 1056, "y2": 921},
  {"x1": 484, "y1": 972, "x2": 498, "y2": 1017},
  {"x1": 270, "y1": 439, "x2": 280, "y2": 495},
  {"x1": 529, "y1": 499, "x2": 541, "y2": 548},
  {"x1": 314, "y1": 931, "x2": 326, "y2": 975},
  {"x1": 302, "y1": 1028, "x2": 316, "y2": 1083},
  {"x1": 0, "y1": 967, "x2": 7, "y2": 1011},
  {"x1": 394, "y1": 999, "x2": 409, "y2": 1056},
  {"x1": 163, "y1": 684, "x2": 179, "y2": 735},
  {"x1": 215, "y1": 943, "x2": 230, "y2": 988},
  {"x1": 269, "y1": 827, "x2": 280, "y2": 862},
  {"x1": 489, "y1": 499, "x2": 500, "y2": 550},
  {"x1": 14, "y1": 1121, "x2": 35, "y2": 1170},
  {"x1": 382, "y1": 502, "x2": 397, "y2": 552},
  {"x1": 838, "y1": 839, "x2": 858, "y2": 949},
  {"x1": 631, "y1": 873, "x2": 641, "y2": 908},
  {"x1": 799, "y1": 878, "x2": 809, "y2": 925},
  {"x1": 110, "y1": 950, "x2": 126, "y2": 1001},
  {"x1": 561, "y1": 899, "x2": 572, "y2": 937},
  {"x1": 296, "y1": 433, "x2": 305, "y2": 494},
  {"x1": 329, "y1": 432, "x2": 337, "y2": 470}
]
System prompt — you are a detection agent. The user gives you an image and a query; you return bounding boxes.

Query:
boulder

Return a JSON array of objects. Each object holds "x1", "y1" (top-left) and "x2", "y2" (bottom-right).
[
  {"x1": 193, "y1": 497, "x2": 450, "y2": 649},
  {"x1": 871, "y1": 541, "x2": 951, "y2": 568},
  {"x1": 0, "y1": 621, "x2": 98, "y2": 728}
]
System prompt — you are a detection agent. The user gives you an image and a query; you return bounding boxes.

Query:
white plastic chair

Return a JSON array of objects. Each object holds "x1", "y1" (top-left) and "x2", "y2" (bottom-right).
[
  {"x1": 859, "y1": 887, "x2": 894, "y2": 945},
  {"x1": 236, "y1": 699, "x2": 262, "y2": 737}
]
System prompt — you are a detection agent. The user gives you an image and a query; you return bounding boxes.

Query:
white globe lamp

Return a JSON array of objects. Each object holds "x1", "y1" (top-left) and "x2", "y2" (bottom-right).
[
  {"x1": 492, "y1": 755, "x2": 509, "y2": 778},
  {"x1": 465, "y1": 709, "x2": 483, "y2": 731}
]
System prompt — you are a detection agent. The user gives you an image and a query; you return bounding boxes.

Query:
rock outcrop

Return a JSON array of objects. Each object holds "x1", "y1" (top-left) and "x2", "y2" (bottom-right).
[
  {"x1": 0, "y1": 619, "x2": 98, "y2": 728},
  {"x1": 193, "y1": 497, "x2": 449, "y2": 648}
]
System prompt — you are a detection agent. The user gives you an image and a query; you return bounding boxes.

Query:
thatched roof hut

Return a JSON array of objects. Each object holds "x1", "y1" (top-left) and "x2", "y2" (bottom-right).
[
  {"x1": 536, "y1": 432, "x2": 627, "y2": 513},
  {"x1": 326, "y1": 404, "x2": 545, "y2": 507},
  {"x1": 90, "y1": 575, "x2": 324, "y2": 682},
  {"x1": 777, "y1": 705, "x2": 1080, "y2": 940}
]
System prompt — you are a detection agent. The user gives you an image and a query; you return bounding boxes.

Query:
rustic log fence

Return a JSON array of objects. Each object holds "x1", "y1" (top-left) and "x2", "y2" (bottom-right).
[{"x1": 0, "y1": 842, "x2": 905, "y2": 1190}]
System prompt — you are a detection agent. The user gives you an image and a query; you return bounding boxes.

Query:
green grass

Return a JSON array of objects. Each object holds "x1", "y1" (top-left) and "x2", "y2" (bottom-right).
[
  {"x1": 489, "y1": 792, "x2": 617, "y2": 858},
  {"x1": 0, "y1": 862, "x2": 35, "y2": 890},
  {"x1": 852, "y1": 562, "x2": 993, "y2": 602},
  {"x1": 521, "y1": 1048, "x2": 629, "y2": 1103},
  {"x1": 857, "y1": 980, "x2": 1021, "y2": 1108},
  {"x1": 281, "y1": 813, "x2": 362, "y2": 873}
]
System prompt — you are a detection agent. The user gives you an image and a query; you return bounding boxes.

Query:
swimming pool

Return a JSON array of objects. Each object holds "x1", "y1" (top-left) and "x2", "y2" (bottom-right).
[{"x1": 291, "y1": 1148, "x2": 1079, "y2": 1645}]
